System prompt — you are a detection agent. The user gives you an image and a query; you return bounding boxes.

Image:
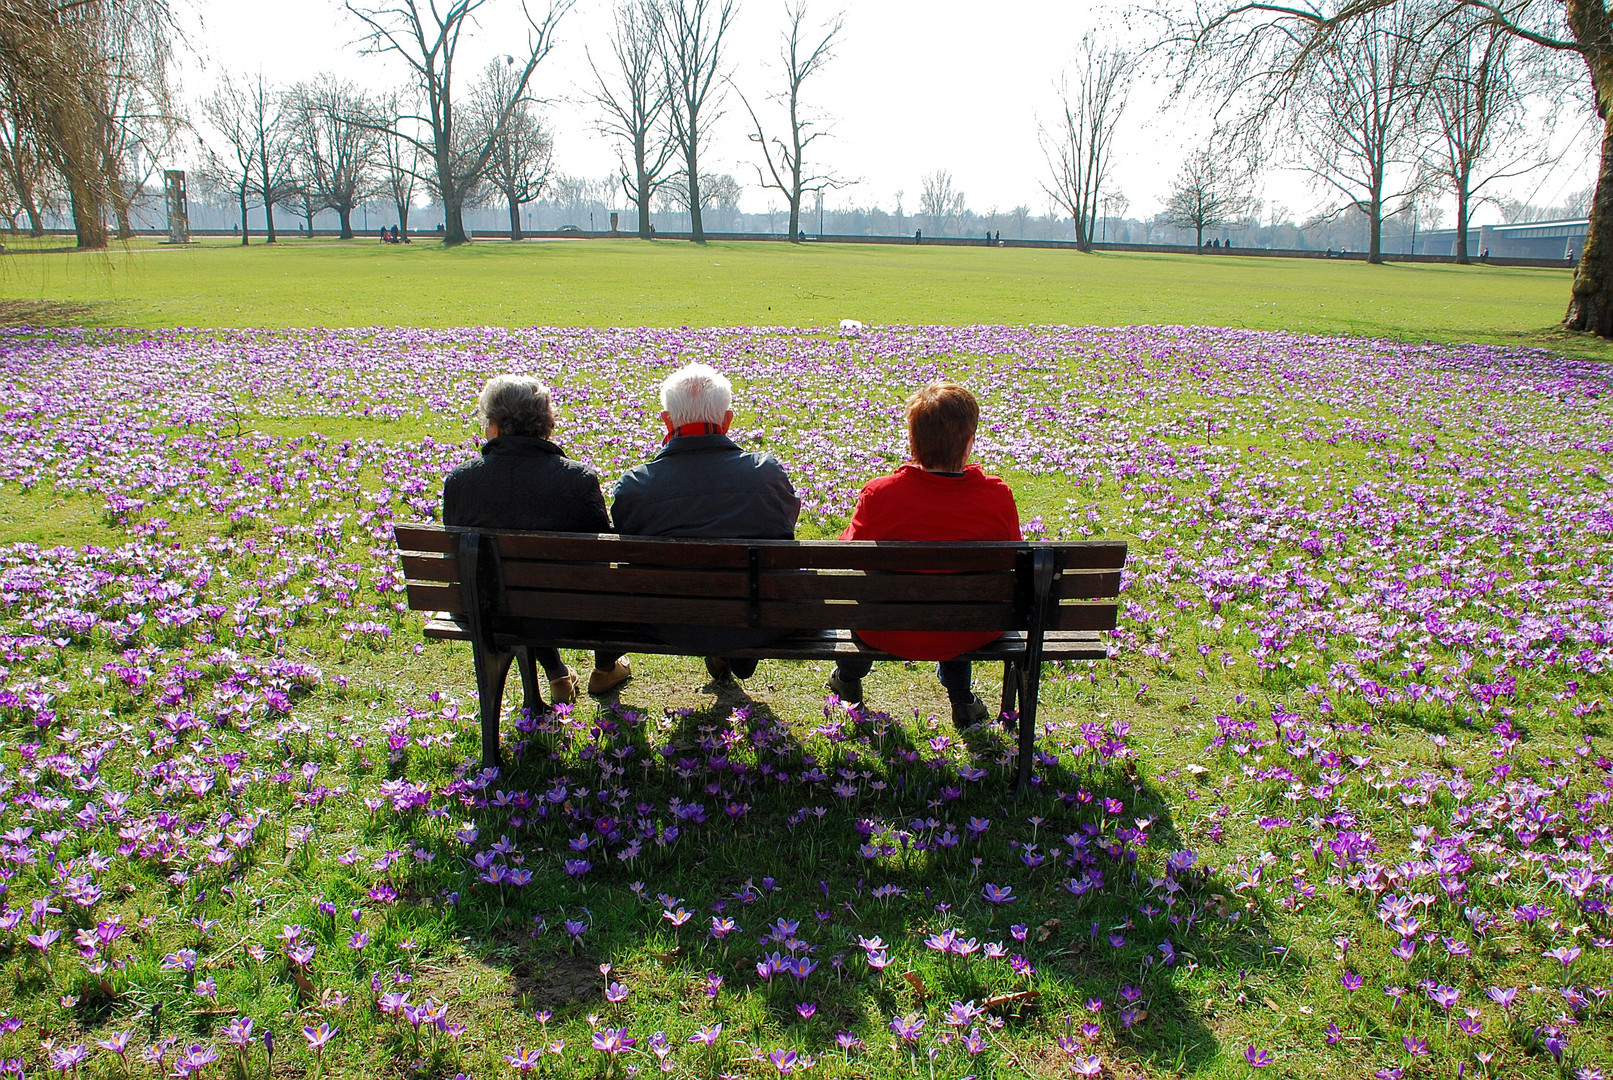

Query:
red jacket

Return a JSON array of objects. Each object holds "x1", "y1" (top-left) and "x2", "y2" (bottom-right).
[{"x1": 840, "y1": 463, "x2": 1022, "y2": 660}]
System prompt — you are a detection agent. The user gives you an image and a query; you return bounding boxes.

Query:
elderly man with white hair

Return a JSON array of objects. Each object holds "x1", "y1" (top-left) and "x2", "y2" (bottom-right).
[
  {"x1": 442, "y1": 374, "x2": 633, "y2": 704},
  {"x1": 612, "y1": 362, "x2": 800, "y2": 681}
]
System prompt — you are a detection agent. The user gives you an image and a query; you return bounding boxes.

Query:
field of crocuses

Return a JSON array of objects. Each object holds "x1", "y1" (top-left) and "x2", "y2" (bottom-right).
[{"x1": 0, "y1": 323, "x2": 1609, "y2": 1080}]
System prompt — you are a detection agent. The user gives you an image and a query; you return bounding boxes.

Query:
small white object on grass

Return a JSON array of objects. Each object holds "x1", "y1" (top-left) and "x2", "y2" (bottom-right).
[{"x1": 839, "y1": 319, "x2": 864, "y2": 334}]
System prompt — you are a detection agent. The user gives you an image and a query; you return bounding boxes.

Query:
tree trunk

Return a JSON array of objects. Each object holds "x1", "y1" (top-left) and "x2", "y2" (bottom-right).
[
  {"x1": 1564, "y1": 106, "x2": 1613, "y2": 335},
  {"x1": 264, "y1": 199, "x2": 278, "y2": 244},
  {"x1": 686, "y1": 144, "x2": 704, "y2": 242},
  {"x1": 1196, "y1": 223, "x2": 1204, "y2": 250},
  {"x1": 114, "y1": 199, "x2": 133, "y2": 241},
  {"x1": 305, "y1": 201, "x2": 315, "y2": 236},
  {"x1": 396, "y1": 199, "x2": 411, "y2": 235},
  {"x1": 636, "y1": 183, "x2": 652, "y2": 239},
  {"x1": 508, "y1": 194, "x2": 523, "y2": 241},
  {"x1": 1454, "y1": 182, "x2": 1470, "y2": 265},
  {"x1": 443, "y1": 190, "x2": 469, "y2": 245},
  {"x1": 337, "y1": 206, "x2": 354, "y2": 241},
  {"x1": 238, "y1": 190, "x2": 250, "y2": 246},
  {"x1": 66, "y1": 177, "x2": 108, "y2": 251},
  {"x1": 1367, "y1": 196, "x2": 1383, "y2": 264}
]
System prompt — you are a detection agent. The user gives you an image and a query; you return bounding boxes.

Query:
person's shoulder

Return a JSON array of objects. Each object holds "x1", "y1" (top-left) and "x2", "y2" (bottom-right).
[
  {"x1": 551, "y1": 452, "x2": 601, "y2": 482},
  {"x1": 443, "y1": 455, "x2": 486, "y2": 485},
  {"x1": 966, "y1": 464, "x2": 1015, "y2": 493}
]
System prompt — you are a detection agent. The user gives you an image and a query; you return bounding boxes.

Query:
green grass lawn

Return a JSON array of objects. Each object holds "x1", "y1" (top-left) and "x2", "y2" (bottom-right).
[{"x1": 0, "y1": 235, "x2": 1597, "y2": 357}]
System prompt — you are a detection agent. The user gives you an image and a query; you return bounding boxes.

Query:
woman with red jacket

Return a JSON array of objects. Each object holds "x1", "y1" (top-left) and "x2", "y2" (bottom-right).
[{"x1": 829, "y1": 381, "x2": 1021, "y2": 725}]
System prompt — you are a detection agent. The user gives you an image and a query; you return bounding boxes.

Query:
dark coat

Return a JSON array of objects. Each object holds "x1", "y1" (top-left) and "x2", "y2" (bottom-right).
[
  {"x1": 442, "y1": 436, "x2": 609, "y2": 533},
  {"x1": 610, "y1": 433, "x2": 800, "y2": 653},
  {"x1": 610, "y1": 433, "x2": 799, "y2": 539}
]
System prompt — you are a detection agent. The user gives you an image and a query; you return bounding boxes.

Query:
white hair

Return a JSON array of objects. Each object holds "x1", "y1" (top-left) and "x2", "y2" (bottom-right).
[{"x1": 659, "y1": 363, "x2": 733, "y2": 427}]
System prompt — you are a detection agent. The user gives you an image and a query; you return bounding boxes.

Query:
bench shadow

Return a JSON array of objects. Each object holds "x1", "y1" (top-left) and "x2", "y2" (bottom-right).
[{"x1": 371, "y1": 681, "x2": 1294, "y2": 1075}]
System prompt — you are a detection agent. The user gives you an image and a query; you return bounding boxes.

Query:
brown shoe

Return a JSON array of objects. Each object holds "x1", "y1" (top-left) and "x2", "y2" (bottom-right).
[
  {"x1": 548, "y1": 668, "x2": 578, "y2": 706},
  {"x1": 587, "y1": 658, "x2": 632, "y2": 696}
]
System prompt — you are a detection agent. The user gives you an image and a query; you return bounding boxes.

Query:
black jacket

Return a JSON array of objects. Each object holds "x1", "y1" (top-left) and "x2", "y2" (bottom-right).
[
  {"x1": 442, "y1": 436, "x2": 609, "y2": 532},
  {"x1": 611, "y1": 433, "x2": 799, "y2": 539}
]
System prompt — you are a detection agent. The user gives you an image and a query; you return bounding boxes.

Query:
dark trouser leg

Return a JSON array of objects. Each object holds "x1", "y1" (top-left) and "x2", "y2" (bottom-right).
[
  {"x1": 834, "y1": 656, "x2": 875, "y2": 682},
  {"x1": 594, "y1": 651, "x2": 622, "y2": 672},
  {"x1": 531, "y1": 647, "x2": 568, "y2": 680},
  {"x1": 724, "y1": 657, "x2": 759, "y2": 679},
  {"x1": 937, "y1": 659, "x2": 974, "y2": 703}
]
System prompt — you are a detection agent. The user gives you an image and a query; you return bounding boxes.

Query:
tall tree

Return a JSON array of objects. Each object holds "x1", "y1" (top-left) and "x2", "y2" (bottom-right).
[
  {"x1": 1164, "y1": 147, "x2": 1252, "y2": 248},
  {"x1": 1178, "y1": 0, "x2": 1605, "y2": 334},
  {"x1": 0, "y1": 92, "x2": 45, "y2": 235},
  {"x1": 0, "y1": 0, "x2": 178, "y2": 248},
  {"x1": 375, "y1": 90, "x2": 421, "y2": 234},
  {"x1": 1041, "y1": 36, "x2": 1132, "y2": 253},
  {"x1": 345, "y1": 0, "x2": 570, "y2": 246},
  {"x1": 473, "y1": 59, "x2": 554, "y2": 240},
  {"x1": 200, "y1": 73, "x2": 263, "y2": 245},
  {"x1": 661, "y1": 0, "x2": 737, "y2": 243},
  {"x1": 245, "y1": 75, "x2": 296, "y2": 243},
  {"x1": 590, "y1": 0, "x2": 675, "y2": 238},
  {"x1": 1424, "y1": 12, "x2": 1546, "y2": 263},
  {"x1": 739, "y1": 1, "x2": 844, "y2": 243},
  {"x1": 287, "y1": 77, "x2": 383, "y2": 240},
  {"x1": 919, "y1": 168, "x2": 964, "y2": 235}
]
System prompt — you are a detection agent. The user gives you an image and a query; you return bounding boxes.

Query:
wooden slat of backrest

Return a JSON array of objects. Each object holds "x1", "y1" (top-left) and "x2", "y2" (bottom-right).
[
  {"x1": 500, "y1": 591, "x2": 1021, "y2": 631},
  {"x1": 762, "y1": 570, "x2": 1015, "y2": 603},
  {"x1": 760, "y1": 543, "x2": 1019, "y2": 572},
  {"x1": 1050, "y1": 603, "x2": 1119, "y2": 632},
  {"x1": 401, "y1": 552, "x2": 459, "y2": 584},
  {"x1": 494, "y1": 533, "x2": 753, "y2": 567},
  {"x1": 407, "y1": 583, "x2": 463, "y2": 613},
  {"x1": 502, "y1": 562, "x2": 751, "y2": 598},
  {"x1": 1055, "y1": 570, "x2": 1123, "y2": 600},
  {"x1": 394, "y1": 524, "x2": 455, "y2": 553},
  {"x1": 1049, "y1": 541, "x2": 1128, "y2": 570}
]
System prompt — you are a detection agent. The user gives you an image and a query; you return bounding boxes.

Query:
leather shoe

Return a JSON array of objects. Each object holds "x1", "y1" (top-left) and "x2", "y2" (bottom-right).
[
  {"x1": 587, "y1": 658, "x2": 632, "y2": 695},
  {"x1": 548, "y1": 668, "x2": 578, "y2": 706},
  {"x1": 704, "y1": 655, "x2": 733, "y2": 682},
  {"x1": 951, "y1": 695, "x2": 990, "y2": 727},
  {"x1": 828, "y1": 670, "x2": 864, "y2": 706}
]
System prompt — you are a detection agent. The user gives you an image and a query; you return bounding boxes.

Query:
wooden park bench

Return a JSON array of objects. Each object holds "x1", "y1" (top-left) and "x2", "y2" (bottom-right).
[{"x1": 394, "y1": 525, "x2": 1126, "y2": 791}]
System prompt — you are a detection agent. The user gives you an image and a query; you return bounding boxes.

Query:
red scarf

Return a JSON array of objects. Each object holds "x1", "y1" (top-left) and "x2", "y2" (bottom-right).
[{"x1": 664, "y1": 422, "x2": 725, "y2": 443}]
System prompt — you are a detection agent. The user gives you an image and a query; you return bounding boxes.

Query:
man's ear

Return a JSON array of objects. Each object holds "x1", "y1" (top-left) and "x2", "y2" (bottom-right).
[
  {"x1": 718, "y1": 409, "x2": 734, "y2": 434},
  {"x1": 661, "y1": 411, "x2": 674, "y2": 436}
]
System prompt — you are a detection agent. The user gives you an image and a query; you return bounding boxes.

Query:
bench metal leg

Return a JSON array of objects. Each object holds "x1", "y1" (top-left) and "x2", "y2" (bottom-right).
[
  {"x1": 1013, "y1": 661, "x2": 1039, "y2": 795},
  {"x1": 514, "y1": 646, "x2": 542, "y2": 718},
  {"x1": 472, "y1": 642, "x2": 514, "y2": 771},
  {"x1": 999, "y1": 660, "x2": 1018, "y2": 727}
]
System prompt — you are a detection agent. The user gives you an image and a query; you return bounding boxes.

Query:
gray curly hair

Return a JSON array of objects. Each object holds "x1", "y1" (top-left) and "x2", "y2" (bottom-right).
[{"x1": 477, "y1": 375, "x2": 554, "y2": 439}]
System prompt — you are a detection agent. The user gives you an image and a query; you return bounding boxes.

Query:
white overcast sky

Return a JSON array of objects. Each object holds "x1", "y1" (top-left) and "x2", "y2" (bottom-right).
[{"x1": 173, "y1": 0, "x2": 1595, "y2": 224}]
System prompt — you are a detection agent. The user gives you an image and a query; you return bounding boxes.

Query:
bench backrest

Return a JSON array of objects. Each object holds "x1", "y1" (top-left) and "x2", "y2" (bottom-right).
[{"x1": 395, "y1": 525, "x2": 1125, "y2": 635}]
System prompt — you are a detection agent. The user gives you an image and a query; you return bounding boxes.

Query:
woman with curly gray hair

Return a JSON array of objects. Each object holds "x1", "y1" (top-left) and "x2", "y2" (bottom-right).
[{"x1": 441, "y1": 374, "x2": 631, "y2": 703}]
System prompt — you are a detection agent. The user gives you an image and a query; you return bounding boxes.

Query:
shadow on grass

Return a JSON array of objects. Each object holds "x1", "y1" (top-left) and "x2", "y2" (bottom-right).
[
  {"x1": 375, "y1": 679, "x2": 1299, "y2": 1075},
  {"x1": 0, "y1": 299, "x2": 99, "y2": 327}
]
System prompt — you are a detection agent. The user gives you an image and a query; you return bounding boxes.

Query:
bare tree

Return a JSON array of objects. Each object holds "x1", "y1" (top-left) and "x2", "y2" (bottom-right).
[
  {"x1": 1041, "y1": 36, "x2": 1132, "y2": 253},
  {"x1": 919, "y1": 168, "x2": 964, "y2": 235},
  {"x1": 473, "y1": 59, "x2": 554, "y2": 240},
  {"x1": 739, "y1": 1, "x2": 844, "y2": 242},
  {"x1": 1423, "y1": 12, "x2": 1549, "y2": 263},
  {"x1": 345, "y1": 0, "x2": 571, "y2": 246},
  {"x1": 590, "y1": 0, "x2": 676, "y2": 238},
  {"x1": 1164, "y1": 147, "x2": 1252, "y2": 249},
  {"x1": 1291, "y1": 6, "x2": 1428, "y2": 263},
  {"x1": 0, "y1": 93, "x2": 45, "y2": 235},
  {"x1": 374, "y1": 90, "x2": 421, "y2": 233},
  {"x1": 0, "y1": 0, "x2": 180, "y2": 248},
  {"x1": 1177, "y1": 0, "x2": 1606, "y2": 334},
  {"x1": 200, "y1": 73, "x2": 264, "y2": 245},
  {"x1": 287, "y1": 77, "x2": 384, "y2": 240},
  {"x1": 661, "y1": 0, "x2": 738, "y2": 243},
  {"x1": 1100, "y1": 190, "x2": 1129, "y2": 242}
]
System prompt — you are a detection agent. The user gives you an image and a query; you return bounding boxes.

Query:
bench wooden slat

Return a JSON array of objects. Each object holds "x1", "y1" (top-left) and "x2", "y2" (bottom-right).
[
  {"x1": 424, "y1": 614, "x2": 1109, "y2": 661},
  {"x1": 394, "y1": 525, "x2": 456, "y2": 554},
  {"x1": 1055, "y1": 570, "x2": 1123, "y2": 600},
  {"x1": 1051, "y1": 603, "x2": 1120, "y2": 631},
  {"x1": 403, "y1": 562, "x2": 1116, "y2": 605},
  {"x1": 408, "y1": 583, "x2": 464, "y2": 613},
  {"x1": 500, "y1": 591, "x2": 1024, "y2": 631}
]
